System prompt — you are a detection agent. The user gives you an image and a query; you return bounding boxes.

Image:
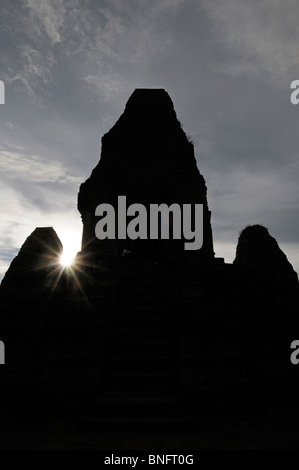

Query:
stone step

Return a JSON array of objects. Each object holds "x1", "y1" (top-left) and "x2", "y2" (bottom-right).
[
  {"x1": 116, "y1": 304, "x2": 168, "y2": 313},
  {"x1": 41, "y1": 374, "x2": 97, "y2": 386},
  {"x1": 111, "y1": 316, "x2": 170, "y2": 328},
  {"x1": 78, "y1": 414, "x2": 197, "y2": 429},
  {"x1": 116, "y1": 300, "x2": 170, "y2": 316},
  {"x1": 106, "y1": 372, "x2": 178, "y2": 392},
  {"x1": 108, "y1": 363, "x2": 177, "y2": 375},
  {"x1": 109, "y1": 339, "x2": 177, "y2": 355},
  {"x1": 43, "y1": 351, "x2": 101, "y2": 362},
  {"x1": 108, "y1": 348, "x2": 175, "y2": 359},
  {"x1": 94, "y1": 391, "x2": 180, "y2": 406},
  {"x1": 119, "y1": 291, "x2": 168, "y2": 299},
  {"x1": 113, "y1": 313, "x2": 169, "y2": 322},
  {"x1": 111, "y1": 328, "x2": 172, "y2": 341},
  {"x1": 113, "y1": 311, "x2": 171, "y2": 321},
  {"x1": 80, "y1": 402, "x2": 181, "y2": 420},
  {"x1": 117, "y1": 300, "x2": 169, "y2": 310},
  {"x1": 124, "y1": 280, "x2": 170, "y2": 292},
  {"x1": 120, "y1": 286, "x2": 168, "y2": 294},
  {"x1": 119, "y1": 284, "x2": 168, "y2": 292},
  {"x1": 108, "y1": 355, "x2": 176, "y2": 372}
]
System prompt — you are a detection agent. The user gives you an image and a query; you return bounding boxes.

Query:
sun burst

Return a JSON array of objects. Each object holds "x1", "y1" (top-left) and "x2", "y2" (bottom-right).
[
  {"x1": 59, "y1": 235, "x2": 80, "y2": 268},
  {"x1": 59, "y1": 251, "x2": 75, "y2": 267}
]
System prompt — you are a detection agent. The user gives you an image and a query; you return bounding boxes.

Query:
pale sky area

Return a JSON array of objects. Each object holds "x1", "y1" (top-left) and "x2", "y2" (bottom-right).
[{"x1": 1, "y1": 0, "x2": 299, "y2": 279}]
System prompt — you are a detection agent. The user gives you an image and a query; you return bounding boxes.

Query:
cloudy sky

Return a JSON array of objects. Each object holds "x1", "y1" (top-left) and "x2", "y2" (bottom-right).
[{"x1": 1, "y1": 0, "x2": 299, "y2": 279}]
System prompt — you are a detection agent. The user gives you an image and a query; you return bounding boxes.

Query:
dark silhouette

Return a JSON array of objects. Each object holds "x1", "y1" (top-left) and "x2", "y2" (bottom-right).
[
  {"x1": 0, "y1": 89, "x2": 298, "y2": 449},
  {"x1": 78, "y1": 89, "x2": 214, "y2": 263}
]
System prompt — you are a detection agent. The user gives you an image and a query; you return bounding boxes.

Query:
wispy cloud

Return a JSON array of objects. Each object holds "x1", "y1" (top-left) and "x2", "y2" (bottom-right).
[
  {"x1": 13, "y1": 0, "x2": 188, "y2": 101},
  {"x1": 7, "y1": 44, "x2": 55, "y2": 103},
  {"x1": 201, "y1": 0, "x2": 299, "y2": 84},
  {"x1": 77, "y1": 1, "x2": 188, "y2": 97},
  {"x1": 24, "y1": 0, "x2": 68, "y2": 44},
  {"x1": 2, "y1": 0, "x2": 189, "y2": 103},
  {"x1": 0, "y1": 149, "x2": 82, "y2": 185}
]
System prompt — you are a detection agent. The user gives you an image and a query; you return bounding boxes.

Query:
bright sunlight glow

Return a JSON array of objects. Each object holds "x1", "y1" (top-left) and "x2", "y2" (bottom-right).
[
  {"x1": 59, "y1": 250, "x2": 75, "y2": 267},
  {"x1": 58, "y1": 230, "x2": 81, "y2": 267}
]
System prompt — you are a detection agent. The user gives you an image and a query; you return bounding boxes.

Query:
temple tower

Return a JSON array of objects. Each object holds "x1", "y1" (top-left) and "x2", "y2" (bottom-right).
[{"x1": 78, "y1": 89, "x2": 214, "y2": 263}]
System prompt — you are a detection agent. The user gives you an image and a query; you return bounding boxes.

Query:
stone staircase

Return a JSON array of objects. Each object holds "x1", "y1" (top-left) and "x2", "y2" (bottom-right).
[{"x1": 80, "y1": 264, "x2": 194, "y2": 428}]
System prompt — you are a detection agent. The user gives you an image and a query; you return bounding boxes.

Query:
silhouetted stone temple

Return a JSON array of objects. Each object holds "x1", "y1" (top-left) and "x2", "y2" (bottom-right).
[
  {"x1": 78, "y1": 89, "x2": 214, "y2": 264},
  {"x1": 234, "y1": 224, "x2": 299, "y2": 291},
  {"x1": 0, "y1": 89, "x2": 299, "y2": 448},
  {"x1": 0, "y1": 227, "x2": 63, "y2": 326}
]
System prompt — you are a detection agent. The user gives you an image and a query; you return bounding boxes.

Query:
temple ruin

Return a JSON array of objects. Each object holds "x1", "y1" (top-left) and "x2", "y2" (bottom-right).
[
  {"x1": 78, "y1": 89, "x2": 214, "y2": 264},
  {"x1": 0, "y1": 89, "x2": 298, "y2": 446}
]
